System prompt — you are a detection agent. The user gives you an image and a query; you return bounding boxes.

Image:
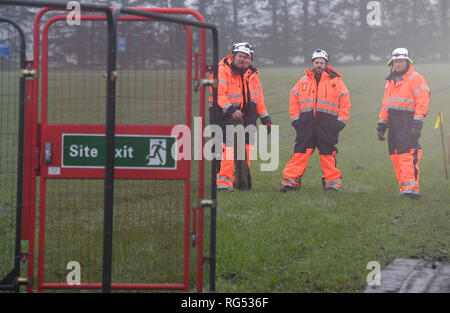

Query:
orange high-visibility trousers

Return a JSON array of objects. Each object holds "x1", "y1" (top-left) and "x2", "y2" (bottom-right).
[
  {"x1": 281, "y1": 111, "x2": 344, "y2": 190},
  {"x1": 281, "y1": 149, "x2": 342, "y2": 190},
  {"x1": 217, "y1": 143, "x2": 253, "y2": 190},
  {"x1": 390, "y1": 149, "x2": 422, "y2": 196},
  {"x1": 281, "y1": 149, "x2": 313, "y2": 188},
  {"x1": 319, "y1": 151, "x2": 342, "y2": 190}
]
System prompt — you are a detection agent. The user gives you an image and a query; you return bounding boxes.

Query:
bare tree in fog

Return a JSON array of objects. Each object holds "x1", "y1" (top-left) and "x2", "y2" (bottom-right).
[{"x1": 1, "y1": 0, "x2": 449, "y2": 65}]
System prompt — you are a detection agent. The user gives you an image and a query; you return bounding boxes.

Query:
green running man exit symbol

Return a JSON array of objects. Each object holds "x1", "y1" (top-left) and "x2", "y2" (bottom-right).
[{"x1": 146, "y1": 139, "x2": 167, "y2": 166}]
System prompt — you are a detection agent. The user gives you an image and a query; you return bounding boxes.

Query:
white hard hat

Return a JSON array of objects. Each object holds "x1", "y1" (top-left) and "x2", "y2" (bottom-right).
[
  {"x1": 388, "y1": 47, "x2": 413, "y2": 66},
  {"x1": 312, "y1": 49, "x2": 329, "y2": 62},
  {"x1": 232, "y1": 42, "x2": 254, "y2": 57}
]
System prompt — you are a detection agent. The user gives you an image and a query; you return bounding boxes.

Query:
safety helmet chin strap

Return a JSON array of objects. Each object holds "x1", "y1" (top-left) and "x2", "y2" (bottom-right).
[
  {"x1": 387, "y1": 62, "x2": 410, "y2": 79},
  {"x1": 232, "y1": 53, "x2": 253, "y2": 64},
  {"x1": 387, "y1": 57, "x2": 414, "y2": 67}
]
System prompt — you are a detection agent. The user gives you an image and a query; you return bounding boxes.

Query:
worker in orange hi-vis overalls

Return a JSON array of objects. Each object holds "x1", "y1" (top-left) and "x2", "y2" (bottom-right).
[
  {"x1": 209, "y1": 42, "x2": 271, "y2": 191},
  {"x1": 377, "y1": 48, "x2": 430, "y2": 199},
  {"x1": 280, "y1": 49, "x2": 351, "y2": 193}
]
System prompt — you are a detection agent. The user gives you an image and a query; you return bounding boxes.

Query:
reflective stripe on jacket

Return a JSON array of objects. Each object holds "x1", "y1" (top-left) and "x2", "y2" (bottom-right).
[
  {"x1": 209, "y1": 55, "x2": 268, "y2": 120},
  {"x1": 289, "y1": 65, "x2": 351, "y2": 125},
  {"x1": 379, "y1": 65, "x2": 430, "y2": 125}
]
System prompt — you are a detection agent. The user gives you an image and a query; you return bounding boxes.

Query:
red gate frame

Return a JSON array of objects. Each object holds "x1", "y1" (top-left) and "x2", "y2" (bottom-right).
[{"x1": 24, "y1": 7, "x2": 208, "y2": 293}]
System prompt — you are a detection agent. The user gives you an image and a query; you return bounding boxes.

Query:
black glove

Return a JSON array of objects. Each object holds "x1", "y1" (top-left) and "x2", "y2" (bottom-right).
[
  {"x1": 377, "y1": 123, "x2": 387, "y2": 141},
  {"x1": 261, "y1": 116, "x2": 272, "y2": 134},
  {"x1": 336, "y1": 119, "x2": 346, "y2": 132},
  {"x1": 411, "y1": 119, "x2": 423, "y2": 139}
]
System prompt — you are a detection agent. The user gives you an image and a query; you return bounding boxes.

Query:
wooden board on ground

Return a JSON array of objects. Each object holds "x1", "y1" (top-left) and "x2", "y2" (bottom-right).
[{"x1": 365, "y1": 258, "x2": 450, "y2": 293}]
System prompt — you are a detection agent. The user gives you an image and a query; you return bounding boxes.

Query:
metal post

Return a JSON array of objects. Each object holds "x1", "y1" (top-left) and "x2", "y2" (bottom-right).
[
  {"x1": 15, "y1": 19, "x2": 26, "y2": 294},
  {"x1": 209, "y1": 27, "x2": 219, "y2": 293},
  {"x1": 102, "y1": 6, "x2": 119, "y2": 293},
  {"x1": 0, "y1": 17, "x2": 26, "y2": 292}
]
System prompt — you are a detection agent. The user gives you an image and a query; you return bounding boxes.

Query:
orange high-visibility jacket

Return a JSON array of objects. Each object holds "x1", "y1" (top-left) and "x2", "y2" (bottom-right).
[
  {"x1": 209, "y1": 55, "x2": 269, "y2": 120},
  {"x1": 379, "y1": 65, "x2": 430, "y2": 125},
  {"x1": 289, "y1": 65, "x2": 351, "y2": 126}
]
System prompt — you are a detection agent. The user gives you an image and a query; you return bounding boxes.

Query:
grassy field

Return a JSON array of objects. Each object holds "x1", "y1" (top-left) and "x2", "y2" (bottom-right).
[{"x1": 214, "y1": 63, "x2": 450, "y2": 292}]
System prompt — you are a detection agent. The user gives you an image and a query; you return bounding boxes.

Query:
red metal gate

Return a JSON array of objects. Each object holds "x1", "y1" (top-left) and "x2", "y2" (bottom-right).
[{"x1": 25, "y1": 7, "x2": 210, "y2": 292}]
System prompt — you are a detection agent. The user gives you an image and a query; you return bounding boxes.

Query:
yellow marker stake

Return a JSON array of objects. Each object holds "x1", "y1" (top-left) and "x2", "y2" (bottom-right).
[{"x1": 434, "y1": 113, "x2": 442, "y2": 129}]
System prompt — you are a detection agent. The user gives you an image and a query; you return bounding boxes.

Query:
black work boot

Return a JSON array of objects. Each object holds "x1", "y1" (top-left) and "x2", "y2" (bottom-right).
[
  {"x1": 280, "y1": 185, "x2": 299, "y2": 193},
  {"x1": 217, "y1": 186, "x2": 234, "y2": 192},
  {"x1": 400, "y1": 192, "x2": 421, "y2": 199}
]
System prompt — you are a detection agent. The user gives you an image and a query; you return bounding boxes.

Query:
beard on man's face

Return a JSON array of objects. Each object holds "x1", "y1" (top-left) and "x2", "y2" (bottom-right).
[{"x1": 313, "y1": 66, "x2": 324, "y2": 76}]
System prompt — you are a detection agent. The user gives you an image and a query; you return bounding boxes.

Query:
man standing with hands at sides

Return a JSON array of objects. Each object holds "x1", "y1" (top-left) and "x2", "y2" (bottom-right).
[
  {"x1": 280, "y1": 49, "x2": 351, "y2": 193},
  {"x1": 209, "y1": 42, "x2": 272, "y2": 191},
  {"x1": 377, "y1": 48, "x2": 430, "y2": 199}
]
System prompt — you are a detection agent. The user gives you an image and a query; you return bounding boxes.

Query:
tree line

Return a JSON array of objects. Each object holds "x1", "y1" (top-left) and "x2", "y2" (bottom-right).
[
  {"x1": 194, "y1": 0, "x2": 450, "y2": 65},
  {"x1": 1, "y1": 0, "x2": 449, "y2": 65}
]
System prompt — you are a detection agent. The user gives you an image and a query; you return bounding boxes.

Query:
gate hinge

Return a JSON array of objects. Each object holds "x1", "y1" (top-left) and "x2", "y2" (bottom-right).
[
  {"x1": 19, "y1": 68, "x2": 39, "y2": 78},
  {"x1": 190, "y1": 207, "x2": 198, "y2": 247},
  {"x1": 20, "y1": 253, "x2": 29, "y2": 263},
  {"x1": 193, "y1": 80, "x2": 200, "y2": 93},
  {"x1": 199, "y1": 199, "x2": 217, "y2": 208},
  {"x1": 198, "y1": 78, "x2": 217, "y2": 88},
  {"x1": 202, "y1": 257, "x2": 211, "y2": 265},
  {"x1": 110, "y1": 71, "x2": 117, "y2": 82},
  {"x1": 101, "y1": 71, "x2": 117, "y2": 81},
  {"x1": 34, "y1": 146, "x2": 40, "y2": 172},
  {"x1": 15, "y1": 277, "x2": 32, "y2": 286}
]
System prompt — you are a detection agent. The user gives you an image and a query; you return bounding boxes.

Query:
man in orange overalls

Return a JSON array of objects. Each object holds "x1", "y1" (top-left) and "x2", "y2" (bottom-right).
[
  {"x1": 210, "y1": 42, "x2": 271, "y2": 191},
  {"x1": 377, "y1": 48, "x2": 430, "y2": 199},
  {"x1": 280, "y1": 49, "x2": 351, "y2": 192}
]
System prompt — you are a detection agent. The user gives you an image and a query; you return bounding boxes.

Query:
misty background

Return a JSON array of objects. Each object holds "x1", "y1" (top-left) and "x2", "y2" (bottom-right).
[{"x1": 0, "y1": 0, "x2": 449, "y2": 65}]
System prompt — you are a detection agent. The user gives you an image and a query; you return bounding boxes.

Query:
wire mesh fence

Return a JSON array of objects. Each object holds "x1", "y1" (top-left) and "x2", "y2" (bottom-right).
[{"x1": 0, "y1": 20, "x2": 21, "y2": 286}]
